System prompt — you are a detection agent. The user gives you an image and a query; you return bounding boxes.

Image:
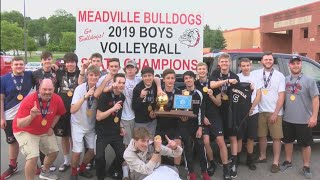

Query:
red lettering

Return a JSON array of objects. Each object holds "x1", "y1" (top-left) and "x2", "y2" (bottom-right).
[
  {"x1": 151, "y1": 59, "x2": 161, "y2": 70},
  {"x1": 196, "y1": 14, "x2": 202, "y2": 25},
  {"x1": 78, "y1": 11, "x2": 87, "y2": 22},
  {"x1": 172, "y1": 13, "x2": 179, "y2": 24},
  {"x1": 142, "y1": 59, "x2": 150, "y2": 68},
  {"x1": 133, "y1": 12, "x2": 140, "y2": 23},
  {"x1": 144, "y1": 12, "x2": 150, "y2": 23},
  {"x1": 87, "y1": 11, "x2": 94, "y2": 22},
  {"x1": 162, "y1": 59, "x2": 169, "y2": 69},
  {"x1": 173, "y1": 59, "x2": 181, "y2": 70},
  {"x1": 95, "y1": 11, "x2": 102, "y2": 22},
  {"x1": 191, "y1": 59, "x2": 198, "y2": 70},
  {"x1": 165, "y1": 13, "x2": 171, "y2": 24}
]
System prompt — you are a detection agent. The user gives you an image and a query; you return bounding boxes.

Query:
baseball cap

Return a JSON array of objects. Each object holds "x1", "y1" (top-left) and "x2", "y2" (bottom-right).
[
  {"x1": 125, "y1": 60, "x2": 137, "y2": 68},
  {"x1": 289, "y1": 55, "x2": 301, "y2": 63}
]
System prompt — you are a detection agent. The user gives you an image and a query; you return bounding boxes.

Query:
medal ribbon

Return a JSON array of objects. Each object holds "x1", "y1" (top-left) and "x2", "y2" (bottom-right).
[
  {"x1": 263, "y1": 69, "x2": 274, "y2": 88},
  {"x1": 11, "y1": 73, "x2": 24, "y2": 93},
  {"x1": 290, "y1": 73, "x2": 303, "y2": 94},
  {"x1": 111, "y1": 92, "x2": 122, "y2": 117},
  {"x1": 86, "y1": 83, "x2": 95, "y2": 110},
  {"x1": 220, "y1": 72, "x2": 230, "y2": 92},
  {"x1": 65, "y1": 72, "x2": 76, "y2": 89},
  {"x1": 165, "y1": 89, "x2": 175, "y2": 110},
  {"x1": 42, "y1": 69, "x2": 56, "y2": 79},
  {"x1": 38, "y1": 93, "x2": 51, "y2": 119}
]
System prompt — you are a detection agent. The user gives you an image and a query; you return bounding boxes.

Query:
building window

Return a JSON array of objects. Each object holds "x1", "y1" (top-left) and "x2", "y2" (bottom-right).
[{"x1": 301, "y1": 28, "x2": 309, "y2": 38}]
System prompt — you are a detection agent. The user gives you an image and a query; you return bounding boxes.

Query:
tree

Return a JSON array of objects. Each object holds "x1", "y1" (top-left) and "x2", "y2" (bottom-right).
[
  {"x1": 0, "y1": 20, "x2": 24, "y2": 55},
  {"x1": 203, "y1": 25, "x2": 227, "y2": 50},
  {"x1": 26, "y1": 37, "x2": 38, "y2": 57},
  {"x1": 1, "y1": 11, "x2": 24, "y2": 28},
  {"x1": 28, "y1": 17, "x2": 48, "y2": 47},
  {"x1": 47, "y1": 9, "x2": 76, "y2": 45},
  {"x1": 60, "y1": 32, "x2": 76, "y2": 52}
]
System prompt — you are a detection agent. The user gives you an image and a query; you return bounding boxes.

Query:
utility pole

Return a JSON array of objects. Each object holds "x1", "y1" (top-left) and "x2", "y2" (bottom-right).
[{"x1": 24, "y1": 0, "x2": 28, "y2": 62}]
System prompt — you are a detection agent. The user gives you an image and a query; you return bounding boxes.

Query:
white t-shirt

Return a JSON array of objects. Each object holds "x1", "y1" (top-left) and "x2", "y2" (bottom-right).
[
  {"x1": 71, "y1": 83, "x2": 97, "y2": 132},
  {"x1": 237, "y1": 72, "x2": 262, "y2": 115},
  {"x1": 252, "y1": 69, "x2": 285, "y2": 115},
  {"x1": 121, "y1": 76, "x2": 142, "y2": 120},
  {"x1": 96, "y1": 74, "x2": 113, "y2": 87}
]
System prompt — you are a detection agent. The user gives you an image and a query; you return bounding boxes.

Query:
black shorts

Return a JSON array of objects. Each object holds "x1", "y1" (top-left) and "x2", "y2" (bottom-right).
[
  {"x1": 203, "y1": 116, "x2": 224, "y2": 139},
  {"x1": 237, "y1": 113, "x2": 258, "y2": 140},
  {"x1": 3, "y1": 120, "x2": 16, "y2": 144},
  {"x1": 54, "y1": 114, "x2": 71, "y2": 137},
  {"x1": 156, "y1": 128, "x2": 181, "y2": 141},
  {"x1": 282, "y1": 121, "x2": 313, "y2": 147}
]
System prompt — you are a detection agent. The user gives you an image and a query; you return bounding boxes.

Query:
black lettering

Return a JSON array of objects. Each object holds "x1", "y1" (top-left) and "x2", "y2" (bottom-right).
[
  {"x1": 166, "y1": 27, "x2": 173, "y2": 38},
  {"x1": 100, "y1": 42, "x2": 108, "y2": 53},
  {"x1": 141, "y1": 43, "x2": 149, "y2": 53},
  {"x1": 108, "y1": 26, "x2": 115, "y2": 37},
  {"x1": 109, "y1": 42, "x2": 117, "y2": 53},
  {"x1": 175, "y1": 44, "x2": 181, "y2": 54},
  {"x1": 125, "y1": 42, "x2": 132, "y2": 53},
  {"x1": 149, "y1": 27, "x2": 157, "y2": 38},
  {"x1": 140, "y1": 27, "x2": 147, "y2": 37},
  {"x1": 133, "y1": 43, "x2": 140, "y2": 53},
  {"x1": 158, "y1": 43, "x2": 166, "y2": 54},
  {"x1": 158, "y1": 27, "x2": 165, "y2": 38},
  {"x1": 150, "y1": 43, "x2": 157, "y2": 54}
]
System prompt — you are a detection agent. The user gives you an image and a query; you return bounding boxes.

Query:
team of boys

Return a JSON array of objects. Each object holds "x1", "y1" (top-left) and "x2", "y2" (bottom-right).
[{"x1": 0, "y1": 51, "x2": 319, "y2": 180}]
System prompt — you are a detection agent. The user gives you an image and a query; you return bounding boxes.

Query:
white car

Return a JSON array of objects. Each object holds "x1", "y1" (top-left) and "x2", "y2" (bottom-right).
[{"x1": 25, "y1": 62, "x2": 42, "y2": 71}]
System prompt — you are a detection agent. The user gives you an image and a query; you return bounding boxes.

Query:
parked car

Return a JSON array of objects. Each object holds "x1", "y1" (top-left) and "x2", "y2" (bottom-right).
[
  {"x1": 25, "y1": 62, "x2": 42, "y2": 72},
  {"x1": 207, "y1": 52, "x2": 320, "y2": 137},
  {"x1": 0, "y1": 55, "x2": 13, "y2": 76}
]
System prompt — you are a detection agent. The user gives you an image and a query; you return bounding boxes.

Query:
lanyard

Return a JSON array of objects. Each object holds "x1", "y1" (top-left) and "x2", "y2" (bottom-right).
[
  {"x1": 263, "y1": 69, "x2": 274, "y2": 88},
  {"x1": 200, "y1": 79, "x2": 209, "y2": 87},
  {"x1": 146, "y1": 87, "x2": 155, "y2": 103},
  {"x1": 11, "y1": 73, "x2": 24, "y2": 92},
  {"x1": 290, "y1": 73, "x2": 303, "y2": 94},
  {"x1": 38, "y1": 93, "x2": 51, "y2": 119},
  {"x1": 86, "y1": 83, "x2": 95, "y2": 109},
  {"x1": 42, "y1": 69, "x2": 56, "y2": 78},
  {"x1": 65, "y1": 72, "x2": 76, "y2": 89},
  {"x1": 111, "y1": 92, "x2": 122, "y2": 116},
  {"x1": 165, "y1": 89, "x2": 175, "y2": 109},
  {"x1": 220, "y1": 72, "x2": 230, "y2": 92}
]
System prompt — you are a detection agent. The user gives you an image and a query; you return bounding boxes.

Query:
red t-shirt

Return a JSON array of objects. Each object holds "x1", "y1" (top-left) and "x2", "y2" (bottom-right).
[{"x1": 13, "y1": 92, "x2": 66, "y2": 135}]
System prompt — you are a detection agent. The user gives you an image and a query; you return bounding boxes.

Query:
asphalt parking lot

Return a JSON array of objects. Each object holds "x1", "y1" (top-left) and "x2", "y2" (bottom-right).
[{"x1": 1, "y1": 130, "x2": 320, "y2": 180}]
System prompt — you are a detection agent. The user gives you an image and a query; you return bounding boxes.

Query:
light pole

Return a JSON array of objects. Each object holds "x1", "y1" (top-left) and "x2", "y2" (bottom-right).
[{"x1": 24, "y1": 0, "x2": 28, "y2": 62}]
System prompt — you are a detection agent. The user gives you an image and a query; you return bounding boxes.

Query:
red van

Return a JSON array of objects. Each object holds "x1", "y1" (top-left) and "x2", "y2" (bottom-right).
[{"x1": 0, "y1": 55, "x2": 13, "y2": 76}]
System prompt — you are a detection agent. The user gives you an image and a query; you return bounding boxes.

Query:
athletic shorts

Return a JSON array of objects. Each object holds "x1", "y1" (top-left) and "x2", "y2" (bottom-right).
[
  {"x1": 71, "y1": 128, "x2": 96, "y2": 153},
  {"x1": 3, "y1": 120, "x2": 17, "y2": 144},
  {"x1": 282, "y1": 121, "x2": 313, "y2": 147},
  {"x1": 54, "y1": 114, "x2": 71, "y2": 137},
  {"x1": 237, "y1": 113, "x2": 258, "y2": 140},
  {"x1": 203, "y1": 116, "x2": 224, "y2": 139},
  {"x1": 122, "y1": 119, "x2": 135, "y2": 146}
]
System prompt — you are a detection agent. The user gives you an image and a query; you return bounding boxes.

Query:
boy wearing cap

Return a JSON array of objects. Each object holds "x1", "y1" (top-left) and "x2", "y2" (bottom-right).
[
  {"x1": 55, "y1": 52, "x2": 80, "y2": 172},
  {"x1": 280, "y1": 56, "x2": 319, "y2": 179},
  {"x1": 121, "y1": 60, "x2": 142, "y2": 146}
]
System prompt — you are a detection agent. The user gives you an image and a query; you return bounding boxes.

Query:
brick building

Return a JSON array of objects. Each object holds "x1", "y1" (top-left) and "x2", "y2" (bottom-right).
[
  {"x1": 223, "y1": 28, "x2": 260, "y2": 50},
  {"x1": 260, "y1": 1, "x2": 320, "y2": 62}
]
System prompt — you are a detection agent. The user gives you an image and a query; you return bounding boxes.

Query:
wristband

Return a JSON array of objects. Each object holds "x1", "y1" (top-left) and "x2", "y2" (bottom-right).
[
  {"x1": 79, "y1": 73, "x2": 85, "y2": 76},
  {"x1": 154, "y1": 150, "x2": 160, "y2": 154}
]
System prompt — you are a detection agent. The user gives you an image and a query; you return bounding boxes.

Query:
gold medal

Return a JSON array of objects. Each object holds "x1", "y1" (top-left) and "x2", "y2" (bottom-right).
[
  {"x1": 183, "y1": 90, "x2": 190, "y2": 96},
  {"x1": 290, "y1": 94, "x2": 296, "y2": 101},
  {"x1": 262, "y1": 89, "x2": 268, "y2": 95},
  {"x1": 114, "y1": 117, "x2": 119, "y2": 123},
  {"x1": 41, "y1": 119, "x2": 47, "y2": 126},
  {"x1": 67, "y1": 91, "x2": 73, "y2": 97},
  {"x1": 17, "y1": 94, "x2": 24, "y2": 101},
  {"x1": 203, "y1": 86, "x2": 208, "y2": 93},
  {"x1": 222, "y1": 94, "x2": 229, "y2": 101},
  {"x1": 148, "y1": 105, "x2": 153, "y2": 111},
  {"x1": 86, "y1": 109, "x2": 93, "y2": 117}
]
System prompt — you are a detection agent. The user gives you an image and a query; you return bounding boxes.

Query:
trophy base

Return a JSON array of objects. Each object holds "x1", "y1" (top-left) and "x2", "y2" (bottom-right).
[{"x1": 154, "y1": 110, "x2": 197, "y2": 118}]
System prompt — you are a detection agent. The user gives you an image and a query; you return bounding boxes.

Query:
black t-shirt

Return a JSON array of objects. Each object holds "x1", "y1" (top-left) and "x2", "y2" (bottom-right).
[
  {"x1": 96, "y1": 91, "x2": 125, "y2": 137},
  {"x1": 132, "y1": 81, "x2": 158, "y2": 123},
  {"x1": 156, "y1": 88, "x2": 181, "y2": 131},
  {"x1": 195, "y1": 79, "x2": 220, "y2": 118},
  {"x1": 56, "y1": 69, "x2": 80, "y2": 115},
  {"x1": 229, "y1": 82, "x2": 252, "y2": 129},
  {"x1": 32, "y1": 68, "x2": 59, "y2": 93}
]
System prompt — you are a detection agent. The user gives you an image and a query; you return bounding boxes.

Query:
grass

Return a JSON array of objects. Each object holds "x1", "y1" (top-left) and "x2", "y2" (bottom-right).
[{"x1": 24, "y1": 51, "x2": 66, "y2": 62}]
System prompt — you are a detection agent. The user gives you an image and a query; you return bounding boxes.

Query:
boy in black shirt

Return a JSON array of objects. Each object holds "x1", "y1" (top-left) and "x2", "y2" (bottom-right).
[
  {"x1": 181, "y1": 71, "x2": 210, "y2": 180},
  {"x1": 132, "y1": 67, "x2": 158, "y2": 137},
  {"x1": 195, "y1": 62, "x2": 231, "y2": 179},
  {"x1": 155, "y1": 69, "x2": 182, "y2": 166},
  {"x1": 210, "y1": 53, "x2": 240, "y2": 179},
  {"x1": 96, "y1": 73, "x2": 128, "y2": 180}
]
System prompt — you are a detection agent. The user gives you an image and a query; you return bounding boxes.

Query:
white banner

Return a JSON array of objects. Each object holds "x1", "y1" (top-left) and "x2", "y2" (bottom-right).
[{"x1": 76, "y1": 9, "x2": 203, "y2": 74}]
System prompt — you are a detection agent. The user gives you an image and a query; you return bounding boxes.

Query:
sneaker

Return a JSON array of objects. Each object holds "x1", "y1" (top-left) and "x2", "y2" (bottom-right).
[
  {"x1": 39, "y1": 171, "x2": 58, "y2": 180},
  {"x1": 301, "y1": 166, "x2": 312, "y2": 179},
  {"x1": 1, "y1": 164, "x2": 18, "y2": 179},
  {"x1": 280, "y1": 161, "x2": 292, "y2": 172},
  {"x1": 188, "y1": 172, "x2": 197, "y2": 180},
  {"x1": 202, "y1": 172, "x2": 210, "y2": 180},
  {"x1": 85, "y1": 163, "x2": 92, "y2": 170},
  {"x1": 41, "y1": 165, "x2": 56, "y2": 172},
  {"x1": 70, "y1": 175, "x2": 78, "y2": 180},
  {"x1": 207, "y1": 163, "x2": 217, "y2": 176},
  {"x1": 271, "y1": 164, "x2": 280, "y2": 173},
  {"x1": 246, "y1": 155, "x2": 256, "y2": 171},
  {"x1": 78, "y1": 171, "x2": 93, "y2": 178},
  {"x1": 58, "y1": 163, "x2": 70, "y2": 172},
  {"x1": 230, "y1": 164, "x2": 237, "y2": 178},
  {"x1": 223, "y1": 164, "x2": 232, "y2": 180}
]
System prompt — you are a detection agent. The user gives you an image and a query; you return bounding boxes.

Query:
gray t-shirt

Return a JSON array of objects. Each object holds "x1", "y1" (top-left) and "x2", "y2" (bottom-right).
[{"x1": 284, "y1": 74, "x2": 319, "y2": 124}]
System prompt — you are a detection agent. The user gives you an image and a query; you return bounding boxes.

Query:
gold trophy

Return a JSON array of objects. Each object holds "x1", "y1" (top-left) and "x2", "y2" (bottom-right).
[{"x1": 156, "y1": 94, "x2": 169, "y2": 111}]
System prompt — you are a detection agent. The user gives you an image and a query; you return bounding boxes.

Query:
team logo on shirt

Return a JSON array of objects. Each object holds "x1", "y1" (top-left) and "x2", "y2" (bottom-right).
[
  {"x1": 233, "y1": 94, "x2": 240, "y2": 103},
  {"x1": 285, "y1": 82, "x2": 302, "y2": 94}
]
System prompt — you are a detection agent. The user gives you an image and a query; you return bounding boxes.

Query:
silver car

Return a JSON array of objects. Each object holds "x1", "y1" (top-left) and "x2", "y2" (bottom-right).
[{"x1": 25, "y1": 62, "x2": 42, "y2": 71}]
